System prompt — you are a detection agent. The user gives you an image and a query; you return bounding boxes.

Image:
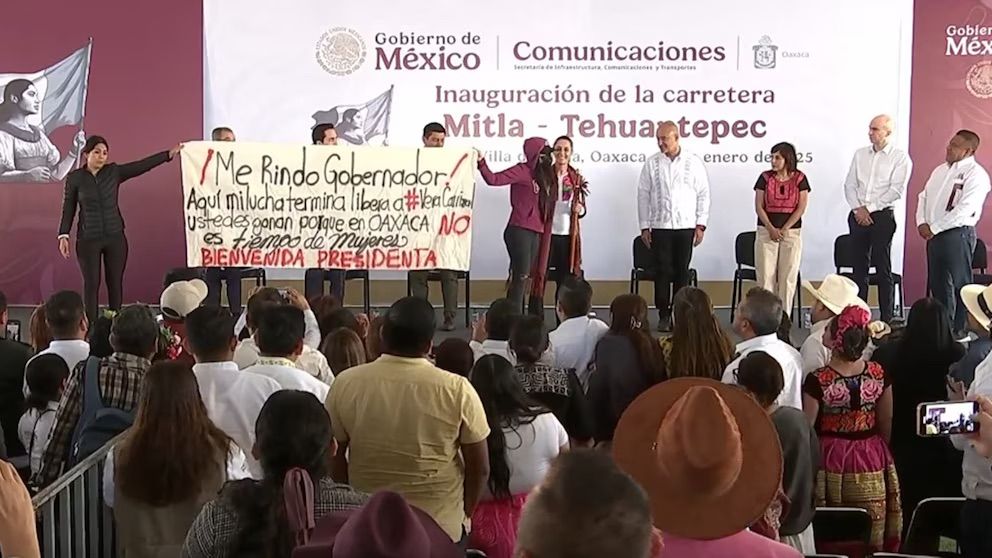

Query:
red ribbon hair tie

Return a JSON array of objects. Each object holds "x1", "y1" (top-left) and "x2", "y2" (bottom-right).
[{"x1": 830, "y1": 305, "x2": 871, "y2": 350}]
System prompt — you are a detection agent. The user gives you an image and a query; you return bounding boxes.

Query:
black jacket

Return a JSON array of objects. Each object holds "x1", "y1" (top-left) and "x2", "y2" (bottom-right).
[
  {"x1": 59, "y1": 151, "x2": 171, "y2": 240},
  {"x1": 0, "y1": 337, "x2": 33, "y2": 457}
]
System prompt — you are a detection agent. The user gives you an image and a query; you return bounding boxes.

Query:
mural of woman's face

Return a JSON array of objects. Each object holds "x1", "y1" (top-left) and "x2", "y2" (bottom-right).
[
  {"x1": 349, "y1": 110, "x2": 365, "y2": 128},
  {"x1": 16, "y1": 84, "x2": 40, "y2": 115},
  {"x1": 86, "y1": 143, "x2": 109, "y2": 170}
]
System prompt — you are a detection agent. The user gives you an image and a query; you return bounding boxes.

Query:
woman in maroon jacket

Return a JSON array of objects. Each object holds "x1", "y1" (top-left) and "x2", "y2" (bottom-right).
[{"x1": 477, "y1": 137, "x2": 551, "y2": 311}]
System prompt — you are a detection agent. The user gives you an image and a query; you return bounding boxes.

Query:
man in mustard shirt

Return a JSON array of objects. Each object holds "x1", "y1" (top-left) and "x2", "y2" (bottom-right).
[{"x1": 325, "y1": 296, "x2": 490, "y2": 543}]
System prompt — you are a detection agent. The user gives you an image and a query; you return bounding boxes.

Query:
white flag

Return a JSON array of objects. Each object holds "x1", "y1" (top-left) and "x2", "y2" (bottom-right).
[
  {"x1": 311, "y1": 86, "x2": 394, "y2": 146},
  {"x1": 0, "y1": 42, "x2": 91, "y2": 133}
]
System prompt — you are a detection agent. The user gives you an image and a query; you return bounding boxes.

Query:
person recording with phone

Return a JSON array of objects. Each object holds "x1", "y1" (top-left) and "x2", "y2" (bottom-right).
[
  {"x1": 952, "y1": 282, "x2": 992, "y2": 557},
  {"x1": 58, "y1": 136, "x2": 183, "y2": 325}
]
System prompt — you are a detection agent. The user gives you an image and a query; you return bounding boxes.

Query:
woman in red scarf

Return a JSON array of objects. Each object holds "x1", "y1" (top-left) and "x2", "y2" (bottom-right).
[{"x1": 528, "y1": 136, "x2": 587, "y2": 316}]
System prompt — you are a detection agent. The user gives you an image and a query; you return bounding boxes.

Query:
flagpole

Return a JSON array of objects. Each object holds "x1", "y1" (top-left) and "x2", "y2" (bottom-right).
[
  {"x1": 77, "y1": 38, "x2": 93, "y2": 167},
  {"x1": 79, "y1": 38, "x2": 93, "y2": 130},
  {"x1": 382, "y1": 85, "x2": 394, "y2": 147}
]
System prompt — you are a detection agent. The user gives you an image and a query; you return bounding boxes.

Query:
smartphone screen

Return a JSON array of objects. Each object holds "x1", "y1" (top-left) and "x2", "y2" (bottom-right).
[
  {"x1": 5, "y1": 321, "x2": 20, "y2": 342},
  {"x1": 918, "y1": 400, "x2": 980, "y2": 437}
]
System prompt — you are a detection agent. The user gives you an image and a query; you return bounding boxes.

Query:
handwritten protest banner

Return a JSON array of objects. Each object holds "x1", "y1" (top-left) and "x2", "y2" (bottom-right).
[{"x1": 180, "y1": 142, "x2": 476, "y2": 270}]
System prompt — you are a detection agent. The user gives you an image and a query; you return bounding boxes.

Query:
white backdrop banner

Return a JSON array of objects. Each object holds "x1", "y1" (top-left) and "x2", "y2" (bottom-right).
[
  {"x1": 180, "y1": 142, "x2": 476, "y2": 270},
  {"x1": 203, "y1": 0, "x2": 913, "y2": 281}
]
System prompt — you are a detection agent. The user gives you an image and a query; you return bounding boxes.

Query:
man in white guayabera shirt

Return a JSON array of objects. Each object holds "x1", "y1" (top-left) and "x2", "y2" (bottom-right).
[{"x1": 636, "y1": 121, "x2": 710, "y2": 332}]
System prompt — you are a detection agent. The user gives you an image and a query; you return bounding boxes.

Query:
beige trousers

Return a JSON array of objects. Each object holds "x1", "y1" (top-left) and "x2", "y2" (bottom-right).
[{"x1": 755, "y1": 226, "x2": 803, "y2": 316}]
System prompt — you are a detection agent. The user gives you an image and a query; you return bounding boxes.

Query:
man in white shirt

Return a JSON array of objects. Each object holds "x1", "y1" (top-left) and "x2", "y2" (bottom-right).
[
  {"x1": 185, "y1": 306, "x2": 280, "y2": 479},
  {"x1": 637, "y1": 121, "x2": 710, "y2": 332},
  {"x1": 233, "y1": 287, "x2": 333, "y2": 384},
  {"x1": 470, "y1": 298, "x2": 521, "y2": 364},
  {"x1": 24, "y1": 290, "x2": 90, "y2": 396},
  {"x1": 243, "y1": 304, "x2": 330, "y2": 401},
  {"x1": 470, "y1": 298, "x2": 553, "y2": 365},
  {"x1": 844, "y1": 115, "x2": 913, "y2": 323},
  {"x1": 799, "y1": 275, "x2": 868, "y2": 374},
  {"x1": 549, "y1": 279, "x2": 607, "y2": 389},
  {"x1": 722, "y1": 287, "x2": 804, "y2": 410},
  {"x1": 953, "y1": 283, "x2": 992, "y2": 557},
  {"x1": 917, "y1": 129, "x2": 992, "y2": 334}
]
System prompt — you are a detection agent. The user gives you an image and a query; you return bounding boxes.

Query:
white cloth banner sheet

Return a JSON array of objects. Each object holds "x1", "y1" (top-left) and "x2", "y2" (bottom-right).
[
  {"x1": 180, "y1": 142, "x2": 476, "y2": 270},
  {"x1": 204, "y1": 0, "x2": 913, "y2": 281}
]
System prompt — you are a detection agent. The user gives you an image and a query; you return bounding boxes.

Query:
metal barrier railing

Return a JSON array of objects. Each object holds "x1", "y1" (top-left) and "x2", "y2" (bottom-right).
[{"x1": 31, "y1": 434, "x2": 124, "y2": 558}]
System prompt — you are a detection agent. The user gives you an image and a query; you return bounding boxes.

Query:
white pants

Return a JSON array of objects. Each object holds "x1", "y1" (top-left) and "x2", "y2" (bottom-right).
[
  {"x1": 780, "y1": 523, "x2": 816, "y2": 554},
  {"x1": 755, "y1": 226, "x2": 803, "y2": 317}
]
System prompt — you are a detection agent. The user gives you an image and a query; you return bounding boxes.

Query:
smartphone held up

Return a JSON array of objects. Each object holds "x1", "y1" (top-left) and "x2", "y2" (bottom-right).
[{"x1": 917, "y1": 400, "x2": 980, "y2": 437}]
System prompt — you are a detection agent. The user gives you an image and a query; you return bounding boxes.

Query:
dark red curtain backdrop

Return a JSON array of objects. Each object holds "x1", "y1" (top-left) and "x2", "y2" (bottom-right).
[
  {"x1": 906, "y1": 0, "x2": 992, "y2": 301},
  {"x1": 0, "y1": 1, "x2": 202, "y2": 305}
]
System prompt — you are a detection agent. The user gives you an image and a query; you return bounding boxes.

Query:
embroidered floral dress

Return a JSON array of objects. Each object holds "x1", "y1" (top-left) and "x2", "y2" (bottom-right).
[{"x1": 803, "y1": 361, "x2": 902, "y2": 555}]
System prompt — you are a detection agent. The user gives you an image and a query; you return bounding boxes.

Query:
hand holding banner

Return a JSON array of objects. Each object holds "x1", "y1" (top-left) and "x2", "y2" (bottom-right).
[{"x1": 180, "y1": 142, "x2": 476, "y2": 270}]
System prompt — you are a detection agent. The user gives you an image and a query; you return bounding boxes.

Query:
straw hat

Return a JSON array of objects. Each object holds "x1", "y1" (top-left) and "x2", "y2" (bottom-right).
[
  {"x1": 802, "y1": 274, "x2": 868, "y2": 315},
  {"x1": 612, "y1": 378, "x2": 782, "y2": 540},
  {"x1": 961, "y1": 283, "x2": 992, "y2": 331},
  {"x1": 159, "y1": 279, "x2": 208, "y2": 320}
]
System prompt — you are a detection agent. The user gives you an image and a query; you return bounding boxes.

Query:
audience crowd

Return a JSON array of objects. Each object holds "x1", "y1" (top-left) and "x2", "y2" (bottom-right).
[{"x1": 4, "y1": 270, "x2": 992, "y2": 558}]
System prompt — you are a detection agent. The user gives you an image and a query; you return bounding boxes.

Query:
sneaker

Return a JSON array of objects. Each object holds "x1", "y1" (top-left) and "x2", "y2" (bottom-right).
[
  {"x1": 656, "y1": 315, "x2": 673, "y2": 333},
  {"x1": 440, "y1": 317, "x2": 456, "y2": 332}
]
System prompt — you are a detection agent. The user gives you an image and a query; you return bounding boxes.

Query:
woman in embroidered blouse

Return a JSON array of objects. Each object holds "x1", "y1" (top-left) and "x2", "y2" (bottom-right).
[
  {"x1": 0, "y1": 79, "x2": 85, "y2": 183},
  {"x1": 802, "y1": 305, "x2": 902, "y2": 554},
  {"x1": 754, "y1": 142, "x2": 810, "y2": 317},
  {"x1": 509, "y1": 315, "x2": 592, "y2": 445}
]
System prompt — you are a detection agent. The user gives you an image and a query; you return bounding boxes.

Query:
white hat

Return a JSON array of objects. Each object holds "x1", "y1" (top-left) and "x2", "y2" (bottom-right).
[
  {"x1": 961, "y1": 284, "x2": 992, "y2": 331},
  {"x1": 802, "y1": 274, "x2": 869, "y2": 316},
  {"x1": 160, "y1": 279, "x2": 208, "y2": 320}
]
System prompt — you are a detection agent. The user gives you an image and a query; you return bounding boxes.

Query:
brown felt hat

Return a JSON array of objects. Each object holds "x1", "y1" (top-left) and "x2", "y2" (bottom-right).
[{"x1": 612, "y1": 377, "x2": 783, "y2": 540}]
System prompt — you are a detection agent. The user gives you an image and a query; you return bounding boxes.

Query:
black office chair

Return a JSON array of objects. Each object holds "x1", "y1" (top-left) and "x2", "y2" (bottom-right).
[
  {"x1": 729, "y1": 231, "x2": 801, "y2": 322},
  {"x1": 973, "y1": 238, "x2": 992, "y2": 286},
  {"x1": 833, "y1": 234, "x2": 905, "y2": 319},
  {"x1": 314, "y1": 269, "x2": 371, "y2": 315},
  {"x1": 215, "y1": 268, "x2": 266, "y2": 310},
  {"x1": 406, "y1": 270, "x2": 472, "y2": 327},
  {"x1": 628, "y1": 235, "x2": 698, "y2": 296},
  {"x1": 903, "y1": 497, "x2": 964, "y2": 557},
  {"x1": 344, "y1": 270, "x2": 371, "y2": 315},
  {"x1": 811, "y1": 506, "x2": 872, "y2": 558}
]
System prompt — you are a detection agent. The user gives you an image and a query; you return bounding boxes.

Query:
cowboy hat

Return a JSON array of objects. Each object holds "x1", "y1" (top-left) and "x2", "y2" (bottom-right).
[
  {"x1": 802, "y1": 274, "x2": 868, "y2": 315},
  {"x1": 292, "y1": 491, "x2": 461, "y2": 558},
  {"x1": 159, "y1": 279, "x2": 207, "y2": 320},
  {"x1": 612, "y1": 377, "x2": 782, "y2": 540},
  {"x1": 962, "y1": 283, "x2": 992, "y2": 331}
]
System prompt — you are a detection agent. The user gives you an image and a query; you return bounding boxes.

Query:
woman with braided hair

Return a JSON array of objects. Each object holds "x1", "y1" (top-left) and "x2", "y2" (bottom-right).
[
  {"x1": 182, "y1": 391, "x2": 368, "y2": 558},
  {"x1": 802, "y1": 304, "x2": 902, "y2": 554}
]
